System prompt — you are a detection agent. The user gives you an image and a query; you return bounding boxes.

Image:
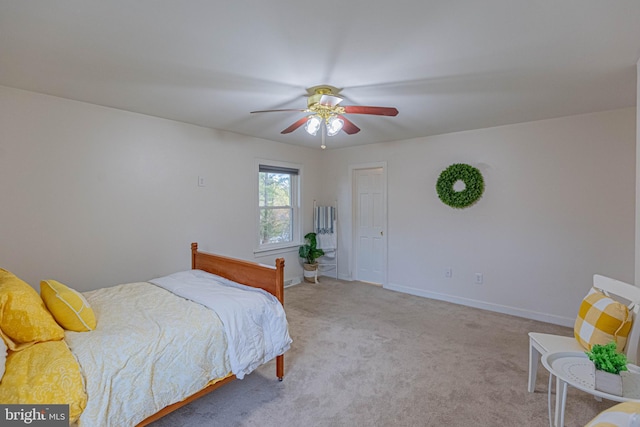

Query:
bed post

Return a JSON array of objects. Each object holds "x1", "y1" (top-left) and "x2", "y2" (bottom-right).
[
  {"x1": 275, "y1": 258, "x2": 285, "y2": 304},
  {"x1": 275, "y1": 257, "x2": 285, "y2": 381},
  {"x1": 191, "y1": 242, "x2": 198, "y2": 269}
]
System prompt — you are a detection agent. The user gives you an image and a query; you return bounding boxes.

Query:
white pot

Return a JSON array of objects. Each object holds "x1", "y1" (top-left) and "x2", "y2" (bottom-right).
[
  {"x1": 595, "y1": 369, "x2": 623, "y2": 396},
  {"x1": 303, "y1": 263, "x2": 318, "y2": 283},
  {"x1": 622, "y1": 365, "x2": 640, "y2": 398}
]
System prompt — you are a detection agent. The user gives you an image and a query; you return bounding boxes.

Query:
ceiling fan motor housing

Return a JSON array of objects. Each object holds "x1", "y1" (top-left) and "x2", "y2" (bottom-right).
[{"x1": 307, "y1": 87, "x2": 344, "y2": 115}]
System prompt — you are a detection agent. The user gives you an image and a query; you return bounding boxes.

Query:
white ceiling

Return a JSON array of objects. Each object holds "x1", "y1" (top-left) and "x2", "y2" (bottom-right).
[{"x1": 1, "y1": 1, "x2": 639, "y2": 150}]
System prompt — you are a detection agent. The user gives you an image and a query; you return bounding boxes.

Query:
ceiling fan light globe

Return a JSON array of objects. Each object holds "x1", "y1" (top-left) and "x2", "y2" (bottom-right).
[
  {"x1": 326, "y1": 116, "x2": 344, "y2": 136},
  {"x1": 305, "y1": 115, "x2": 321, "y2": 136}
]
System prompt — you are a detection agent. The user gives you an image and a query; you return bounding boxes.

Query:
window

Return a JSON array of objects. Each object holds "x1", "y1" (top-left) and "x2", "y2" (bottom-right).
[{"x1": 257, "y1": 162, "x2": 300, "y2": 250}]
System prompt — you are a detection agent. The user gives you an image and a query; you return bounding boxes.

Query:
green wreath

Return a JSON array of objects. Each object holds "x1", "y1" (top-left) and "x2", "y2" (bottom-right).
[{"x1": 436, "y1": 163, "x2": 484, "y2": 209}]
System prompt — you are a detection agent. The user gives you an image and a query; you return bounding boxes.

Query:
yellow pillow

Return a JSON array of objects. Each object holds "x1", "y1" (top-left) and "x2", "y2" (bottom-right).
[
  {"x1": 584, "y1": 401, "x2": 640, "y2": 426},
  {"x1": 574, "y1": 287, "x2": 632, "y2": 352},
  {"x1": 40, "y1": 280, "x2": 96, "y2": 332},
  {"x1": 0, "y1": 268, "x2": 64, "y2": 351},
  {"x1": 0, "y1": 340, "x2": 87, "y2": 424}
]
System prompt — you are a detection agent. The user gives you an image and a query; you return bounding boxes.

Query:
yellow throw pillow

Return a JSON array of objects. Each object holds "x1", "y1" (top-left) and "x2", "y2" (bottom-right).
[
  {"x1": 0, "y1": 269, "x2": 64, "y2": 350},
  {"x1": 574, "y1": 287, "x2": 632, "y2": 352},
  {"x1": 584, "y1": 401, "x2": 640, "y2": 426},
  {"x1": 0, "y1": 340, "x2": 87, "y2": 424},
  {"x1": 40, "y1": 280, "x2": 96, "y2": 332}
]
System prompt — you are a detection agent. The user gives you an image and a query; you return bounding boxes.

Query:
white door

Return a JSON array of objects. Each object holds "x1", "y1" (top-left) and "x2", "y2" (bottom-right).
[{"x1": 354, "y1": 167, "x2": 386, "y2": 284}]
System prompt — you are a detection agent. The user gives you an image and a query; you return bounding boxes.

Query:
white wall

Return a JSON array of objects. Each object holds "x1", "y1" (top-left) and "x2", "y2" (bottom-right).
[
  {"x1": 323, "y1": 109, "x2": 636, "y2": 326},
  {"x1": 0, "y1": 86, "x2": 321, "y2": 290},
  {"x1": 636, "y1": 59, "x2": 640, "y2": 283},
  {"x1": 1, "y1": 85, "x2": 635, "y2": 326}
]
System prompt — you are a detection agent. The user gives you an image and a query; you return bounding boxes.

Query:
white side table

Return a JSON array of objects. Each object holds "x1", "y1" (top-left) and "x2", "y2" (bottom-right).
[{"x1": 542, "y1": 351, "x2": 640, "y2": 426}]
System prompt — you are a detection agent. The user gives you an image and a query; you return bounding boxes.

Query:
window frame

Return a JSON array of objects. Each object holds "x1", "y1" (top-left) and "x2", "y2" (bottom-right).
[{"x1": 254, "y1": 159, "x2": 302, "y2": 254}]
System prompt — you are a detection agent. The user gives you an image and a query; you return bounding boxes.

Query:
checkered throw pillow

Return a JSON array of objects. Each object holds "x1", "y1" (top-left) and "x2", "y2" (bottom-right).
[
  {"x1": 574, "y1": 287, "x2": 632, "y2": 352},
  {"x1": 584, "y1": 401, "x2": 640, "y2": 427}
]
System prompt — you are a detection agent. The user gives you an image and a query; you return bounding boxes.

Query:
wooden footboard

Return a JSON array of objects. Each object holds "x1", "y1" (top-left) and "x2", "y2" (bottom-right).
[
  {"x1": 191, "y1": 242, "x2": 286, "y2": 380},
  {"x1": 136, "y1": 243, "x2": 286, "y2": 426},
  {"x1": 191, "y1": 242, "x2": 285, "y2": 305}
]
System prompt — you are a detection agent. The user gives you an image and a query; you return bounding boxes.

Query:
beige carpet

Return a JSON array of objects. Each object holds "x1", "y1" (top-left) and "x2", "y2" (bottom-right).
[{"x1": 151, "y1": 279, "x2": 613, "y2": 427}]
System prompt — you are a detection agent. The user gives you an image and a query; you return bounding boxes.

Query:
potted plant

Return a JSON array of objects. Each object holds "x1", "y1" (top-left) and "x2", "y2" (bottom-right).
[
  {"x1": 299, "y1": 232, "x2": 324, "y2": 283},
  {"x1": 586, "y1": 342, "x2": 628, "y2": 396}
]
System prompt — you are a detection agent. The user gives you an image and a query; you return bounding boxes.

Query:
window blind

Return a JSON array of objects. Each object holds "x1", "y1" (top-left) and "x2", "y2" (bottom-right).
[{"x1": 259, "y1": 165, "x2": 299, "y2": 175}]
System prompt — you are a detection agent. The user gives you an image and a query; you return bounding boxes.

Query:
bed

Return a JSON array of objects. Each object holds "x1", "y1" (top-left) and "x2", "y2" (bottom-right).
[{"x1": 0, "y1": 243, "x2": 291, "y2": 426}]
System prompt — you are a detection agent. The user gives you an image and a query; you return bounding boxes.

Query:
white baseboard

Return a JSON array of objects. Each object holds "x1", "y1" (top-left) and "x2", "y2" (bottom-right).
[
  {"x1": 285, "y1": 277, "x2": 302, "y2": 288},
  {"x1": 289, "y1": 274, "x2": 350, "y2": 284},
  {"x1": 385, "y1": 282, "x2": 575, "y2": 328}
]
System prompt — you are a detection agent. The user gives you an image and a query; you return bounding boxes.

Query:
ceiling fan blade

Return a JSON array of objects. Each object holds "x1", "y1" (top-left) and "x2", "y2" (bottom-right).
[
  {"x1": 343, "y1": 106, "x2": 399, "y2": 116},
  {"x1": 338, "y1": 115, "x2": 361, "y2": 135},
  {"x1": 281, "y1": 117, "x2": 309, "y2": 134},
  {"x1": 251, "y1": 108, "x2": 307, "y2": 114}
]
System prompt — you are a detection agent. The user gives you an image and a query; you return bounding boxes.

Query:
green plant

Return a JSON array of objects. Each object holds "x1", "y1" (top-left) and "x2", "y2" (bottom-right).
[
  {"x1": 586, "y1": 342, "x2": 628, "y2": 374},
  {"x1": 299, "y1": 232, "x2": 324, "y2": 264},
  {"x1": 436, "y1": 163, "x2": 484, "y2": 209}
]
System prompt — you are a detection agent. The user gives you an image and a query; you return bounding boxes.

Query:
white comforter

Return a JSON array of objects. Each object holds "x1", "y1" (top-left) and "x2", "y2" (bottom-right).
[
  {"x1": 65, "y1": 282, "x2": 232, "y2": 427},
  {"x1": 65, "y1": 272, "x2": 291, "y2": 427},
  {"x1": 150, "y1": 269, "x2": 293, "y2": 379}
]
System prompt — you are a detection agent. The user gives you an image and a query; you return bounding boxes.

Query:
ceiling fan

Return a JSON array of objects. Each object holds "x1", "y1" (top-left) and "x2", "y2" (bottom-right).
[{"x1": 251, "y1": 85, "x2": 398, "y2": 148}]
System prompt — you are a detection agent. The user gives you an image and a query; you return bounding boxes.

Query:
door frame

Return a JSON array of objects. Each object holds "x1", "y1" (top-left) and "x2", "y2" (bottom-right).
[{"x1": 348, "y1": 161, "x2": 388, "y2": 286}]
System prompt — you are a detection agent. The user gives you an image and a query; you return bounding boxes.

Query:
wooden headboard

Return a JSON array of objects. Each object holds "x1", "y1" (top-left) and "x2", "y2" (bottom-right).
[{"x1": 190, "y1": 242, "x2": 285, "y2": 304}]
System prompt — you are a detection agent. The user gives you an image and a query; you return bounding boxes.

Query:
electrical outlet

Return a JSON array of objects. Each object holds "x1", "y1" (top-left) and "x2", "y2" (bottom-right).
[
  {"x1": 475, "y1": 273, "x2": 483, "y2": 284},
  {"x1": 445, "y1": 268, "x2": 452, "y2": 278},
  {"x1": 198, "y1": 176, "x2": 206, "y2": 187}
]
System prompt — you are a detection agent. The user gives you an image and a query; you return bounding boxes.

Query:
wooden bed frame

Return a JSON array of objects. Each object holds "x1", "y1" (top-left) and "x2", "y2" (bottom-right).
[{"x1": 136, "y1": 243, "x2": 286, "y2": 426}]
